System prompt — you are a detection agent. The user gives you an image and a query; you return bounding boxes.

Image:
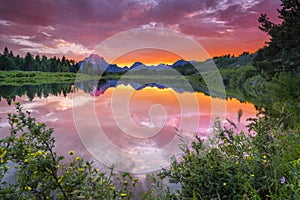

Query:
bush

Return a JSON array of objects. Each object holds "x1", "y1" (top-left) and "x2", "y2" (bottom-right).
[
  {"x1": 148, "y1": 116, "x2": 300, "y2": 199},
  {"x1": 0, "y1": 103, "x2": 137, "y2": 199}
]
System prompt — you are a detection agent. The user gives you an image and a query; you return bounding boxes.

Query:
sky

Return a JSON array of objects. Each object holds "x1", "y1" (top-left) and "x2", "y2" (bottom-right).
[{"x1": 0, "y1": 0, "x2": 281, "y2": 65}]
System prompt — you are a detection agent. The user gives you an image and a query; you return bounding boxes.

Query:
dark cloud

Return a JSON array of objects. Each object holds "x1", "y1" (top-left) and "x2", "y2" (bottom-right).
[{"x1": 0, "y1": 0, "x2": 282, "y2": 59}]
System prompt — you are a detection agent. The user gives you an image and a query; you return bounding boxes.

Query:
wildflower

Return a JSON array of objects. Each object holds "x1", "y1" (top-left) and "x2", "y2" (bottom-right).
[
  {"x1": 280, "y1": 176, "x2": 286, "y2": 184},
  {"x1": 134, "y1": 177, "x2": 138, "y2": 182},
  {"x1": 76, "y1": 156, "x2": 80, "y2": 161},
  {"x1": 78, "y1": 167, "x2": 83, "y2": 172},
  {"x1": 24, "y1": 159, "x2": 28, "y2": 163},
  {"x1": 263, "y1": 155, "x2": 267, "y2": 159},
  {"x1": 25, "y1": 186, "x2": 32, "y2": 191},
  {"x1": 263, "y1": 160, "x2": 267, "y2": 163},
  {"x1": 120, "y1": 193, "x2": 127, "y2": 197},
  {"x1": 68, "y1": 150, "x2": 74, "y2": 155},
  {"x1": 223, "y1": 182, "x2": 227, "y2": 186},
  {"x1": 251, "y1": 174, "x2": 255, "y2": 177},
  {"x1": 95, "y1": 168, "x2": 99, "y2": 173}
]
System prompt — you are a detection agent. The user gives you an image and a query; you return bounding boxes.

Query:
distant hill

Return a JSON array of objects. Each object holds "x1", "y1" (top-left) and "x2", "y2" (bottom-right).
[{"x1": 79, "y1": 53, "x2": 255, "y2": 75}]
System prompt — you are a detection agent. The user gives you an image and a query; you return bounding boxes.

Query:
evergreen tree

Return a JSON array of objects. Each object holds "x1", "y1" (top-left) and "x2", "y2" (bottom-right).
[
  {"x1": 3, "y1": 47, "x2": 9, "y2": 57},
  {"x1": 0, "y1": 47, "x2": 15, "y2": 70},
  {"x1": 24, "y1": 52, "x2": 34, "y2": 71},
  {"x1": 254, "y1": 0, "x2": 300, "y2": 78},
  {"x1": 0, "y1": 48, "x2": 77, "y2": 72}
]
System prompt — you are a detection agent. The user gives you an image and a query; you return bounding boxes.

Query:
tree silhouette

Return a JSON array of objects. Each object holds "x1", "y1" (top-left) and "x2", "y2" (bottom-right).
[{"x1": 254, "y1": 0, "x2": 300, "y2": 78}]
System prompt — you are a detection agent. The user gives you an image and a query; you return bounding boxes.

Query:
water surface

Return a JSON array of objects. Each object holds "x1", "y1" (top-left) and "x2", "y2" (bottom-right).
[{"x1": 0, "y1": 82, "x2": 256, "y2": 172}]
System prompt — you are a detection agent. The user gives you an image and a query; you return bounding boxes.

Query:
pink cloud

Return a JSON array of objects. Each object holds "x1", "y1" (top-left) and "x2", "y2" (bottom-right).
[{"x1": 0, "y1": 0, "x2": 282, "y2": 59}]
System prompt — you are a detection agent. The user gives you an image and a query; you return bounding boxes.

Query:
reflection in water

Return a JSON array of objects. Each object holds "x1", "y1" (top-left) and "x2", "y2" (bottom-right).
[
  {"x1": 0, "y1": 83, "x2": 74, "y2": 105},
  {"x1": 0, "y1": 81, "x2": 257, "y2": 194}
]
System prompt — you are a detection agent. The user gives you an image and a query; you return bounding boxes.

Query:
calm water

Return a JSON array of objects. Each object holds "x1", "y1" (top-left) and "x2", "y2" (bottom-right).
[{"x1": 0, "y1": 82, "x2": 256, "y2": 194}]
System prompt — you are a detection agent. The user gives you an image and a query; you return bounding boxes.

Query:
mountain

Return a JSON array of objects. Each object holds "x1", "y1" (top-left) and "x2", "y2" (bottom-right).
[
  {"x1": 80, "y1": 54, "x2": 130, "y2": 73},
  {"x1": 79, "y1": 54, "x2": 193, "y2": 74},
  {"x1": 172, "y1": 59, "x2": 190, "y2": 67}
]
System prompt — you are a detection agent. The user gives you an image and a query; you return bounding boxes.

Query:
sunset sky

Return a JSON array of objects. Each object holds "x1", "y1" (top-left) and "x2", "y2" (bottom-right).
[{"x1": 0, "y1": 0, "x2": 281, "y2": 65}]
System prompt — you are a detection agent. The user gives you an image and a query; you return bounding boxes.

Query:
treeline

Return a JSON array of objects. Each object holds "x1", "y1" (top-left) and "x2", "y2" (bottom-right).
[{"x1": 0, "y1": 47, "x2": 80, "y2": 73}]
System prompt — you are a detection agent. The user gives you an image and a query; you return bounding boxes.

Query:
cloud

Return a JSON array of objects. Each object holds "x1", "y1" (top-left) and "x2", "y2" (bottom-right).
[
  {"x1": 0, "y1": 0, "x2": 281, "y2": 59},
  {"x1": 0, "y1": 19, "x2": 14, "y2": 26},
  {"x1": 7, "y1": 35, "x2": 90, "y2": 57}
]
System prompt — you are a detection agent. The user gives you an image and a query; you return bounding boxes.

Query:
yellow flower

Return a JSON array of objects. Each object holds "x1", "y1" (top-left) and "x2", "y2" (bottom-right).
[
  {"x1": 134, "y1": 177, "x2": 138, "y2": 182},
  {"x1": 24, "y1": 159, "x2": 28, "y2": 163},
  {"x1": 251, "y1": 174, "x2": 255, "y2": 177},
  {"x1": 95, "y1": 168, "x2": 99, "y2": 173},
  {"x1": 120, "y1": 193, "x2": 127, "y2": 197},
  {"x1": 78, "y1": 167, "x2": 83, "y2": 172},
  {"x1": 235, "y1": 162, "x2": 239, "y2": 165},
  {"x1": 55, "y1": 164, "x2": 60, "y2": 168},
  {"x1": 75, "y1": 156, "x2": 80, "y2": 161},
  {"x1": 263, "y1": 155, "x2": 267, "y2": 159},
  {"x1": 110, "y1": 186, "x2": 115, "y2": 190},
  {"x1": 25, "y1": 186, "x2": 32, "y2": 191},
  {"x1": 263, "y1": 160, "x2": 267, "y2": 163},
  {"x1": 68, "y1": 150, "x2": 74, "y2": 155},
  {"x1": 223, "y1": 182, "x2": 227, "y2": 186}
]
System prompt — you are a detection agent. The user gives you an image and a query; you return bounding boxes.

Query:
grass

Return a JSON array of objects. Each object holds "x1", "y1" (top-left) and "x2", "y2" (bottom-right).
[
  {"x1": 0, "y1": 70, "x2": 187, "y2": 86},
  {"x1": 0, "y1": 71, "x2": 100, "y2": 86}
]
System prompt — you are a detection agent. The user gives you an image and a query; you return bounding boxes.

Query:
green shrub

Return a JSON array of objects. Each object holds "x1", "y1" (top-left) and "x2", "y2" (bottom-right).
[
  {"x1": 0, "y1": 103, "x2": 137, "y2": 199},
  {"x1": 147, "y1": 116, "x2": 300, "y2": 199}
]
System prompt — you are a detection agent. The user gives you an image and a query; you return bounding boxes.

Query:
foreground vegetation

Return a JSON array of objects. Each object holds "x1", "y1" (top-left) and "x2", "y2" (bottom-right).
[
  {"x1": 0, "y1": 103, "x2": 137, "y2": 199},
  {"x1": 147, "y1": 117, "x2": 300, "y2": 199}
]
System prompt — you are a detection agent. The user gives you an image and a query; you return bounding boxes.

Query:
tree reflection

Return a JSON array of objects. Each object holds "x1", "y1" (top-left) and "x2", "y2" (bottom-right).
[{"x1": 0, "y1": 83, "x2": 74, "y2": 105}]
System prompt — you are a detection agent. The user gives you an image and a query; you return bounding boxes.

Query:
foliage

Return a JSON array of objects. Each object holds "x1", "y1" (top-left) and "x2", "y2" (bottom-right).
[
  {"x1": 260, "y1": 72, "x2": 300, "y2": 127},
  {"x1": 0, "y1": 103, "x2": 137, "y2": 199},
  {"x1": 254, "y1": 0, "x2": 300, "y2": 78},
  {"x1": 213, "y1": 54, "x2": 238, "y2": 68},
  {"x1": 146, "y1": 116, "x2": 300, "y2": 199},
  {"x1": 0, "y1": 47, "x2": 80, "y2": 73}
]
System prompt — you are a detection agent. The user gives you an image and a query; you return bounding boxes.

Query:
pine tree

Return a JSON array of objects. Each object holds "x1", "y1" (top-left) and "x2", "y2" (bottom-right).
[
  {"x1": 24, "y1": 52, "x2": 34, "y2": 71},
  {"x1": 254, "y1": 0, "x2": 300, "y2": 78}
]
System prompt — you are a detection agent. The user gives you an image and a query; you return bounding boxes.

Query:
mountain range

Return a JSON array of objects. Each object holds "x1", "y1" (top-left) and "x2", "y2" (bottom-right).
[
  {"x1": 78, "y1": 54, "x2": 191, "y2": 73},
  {"x1": 79, "y1": 53, "x2": 254, "y2": 74}
]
